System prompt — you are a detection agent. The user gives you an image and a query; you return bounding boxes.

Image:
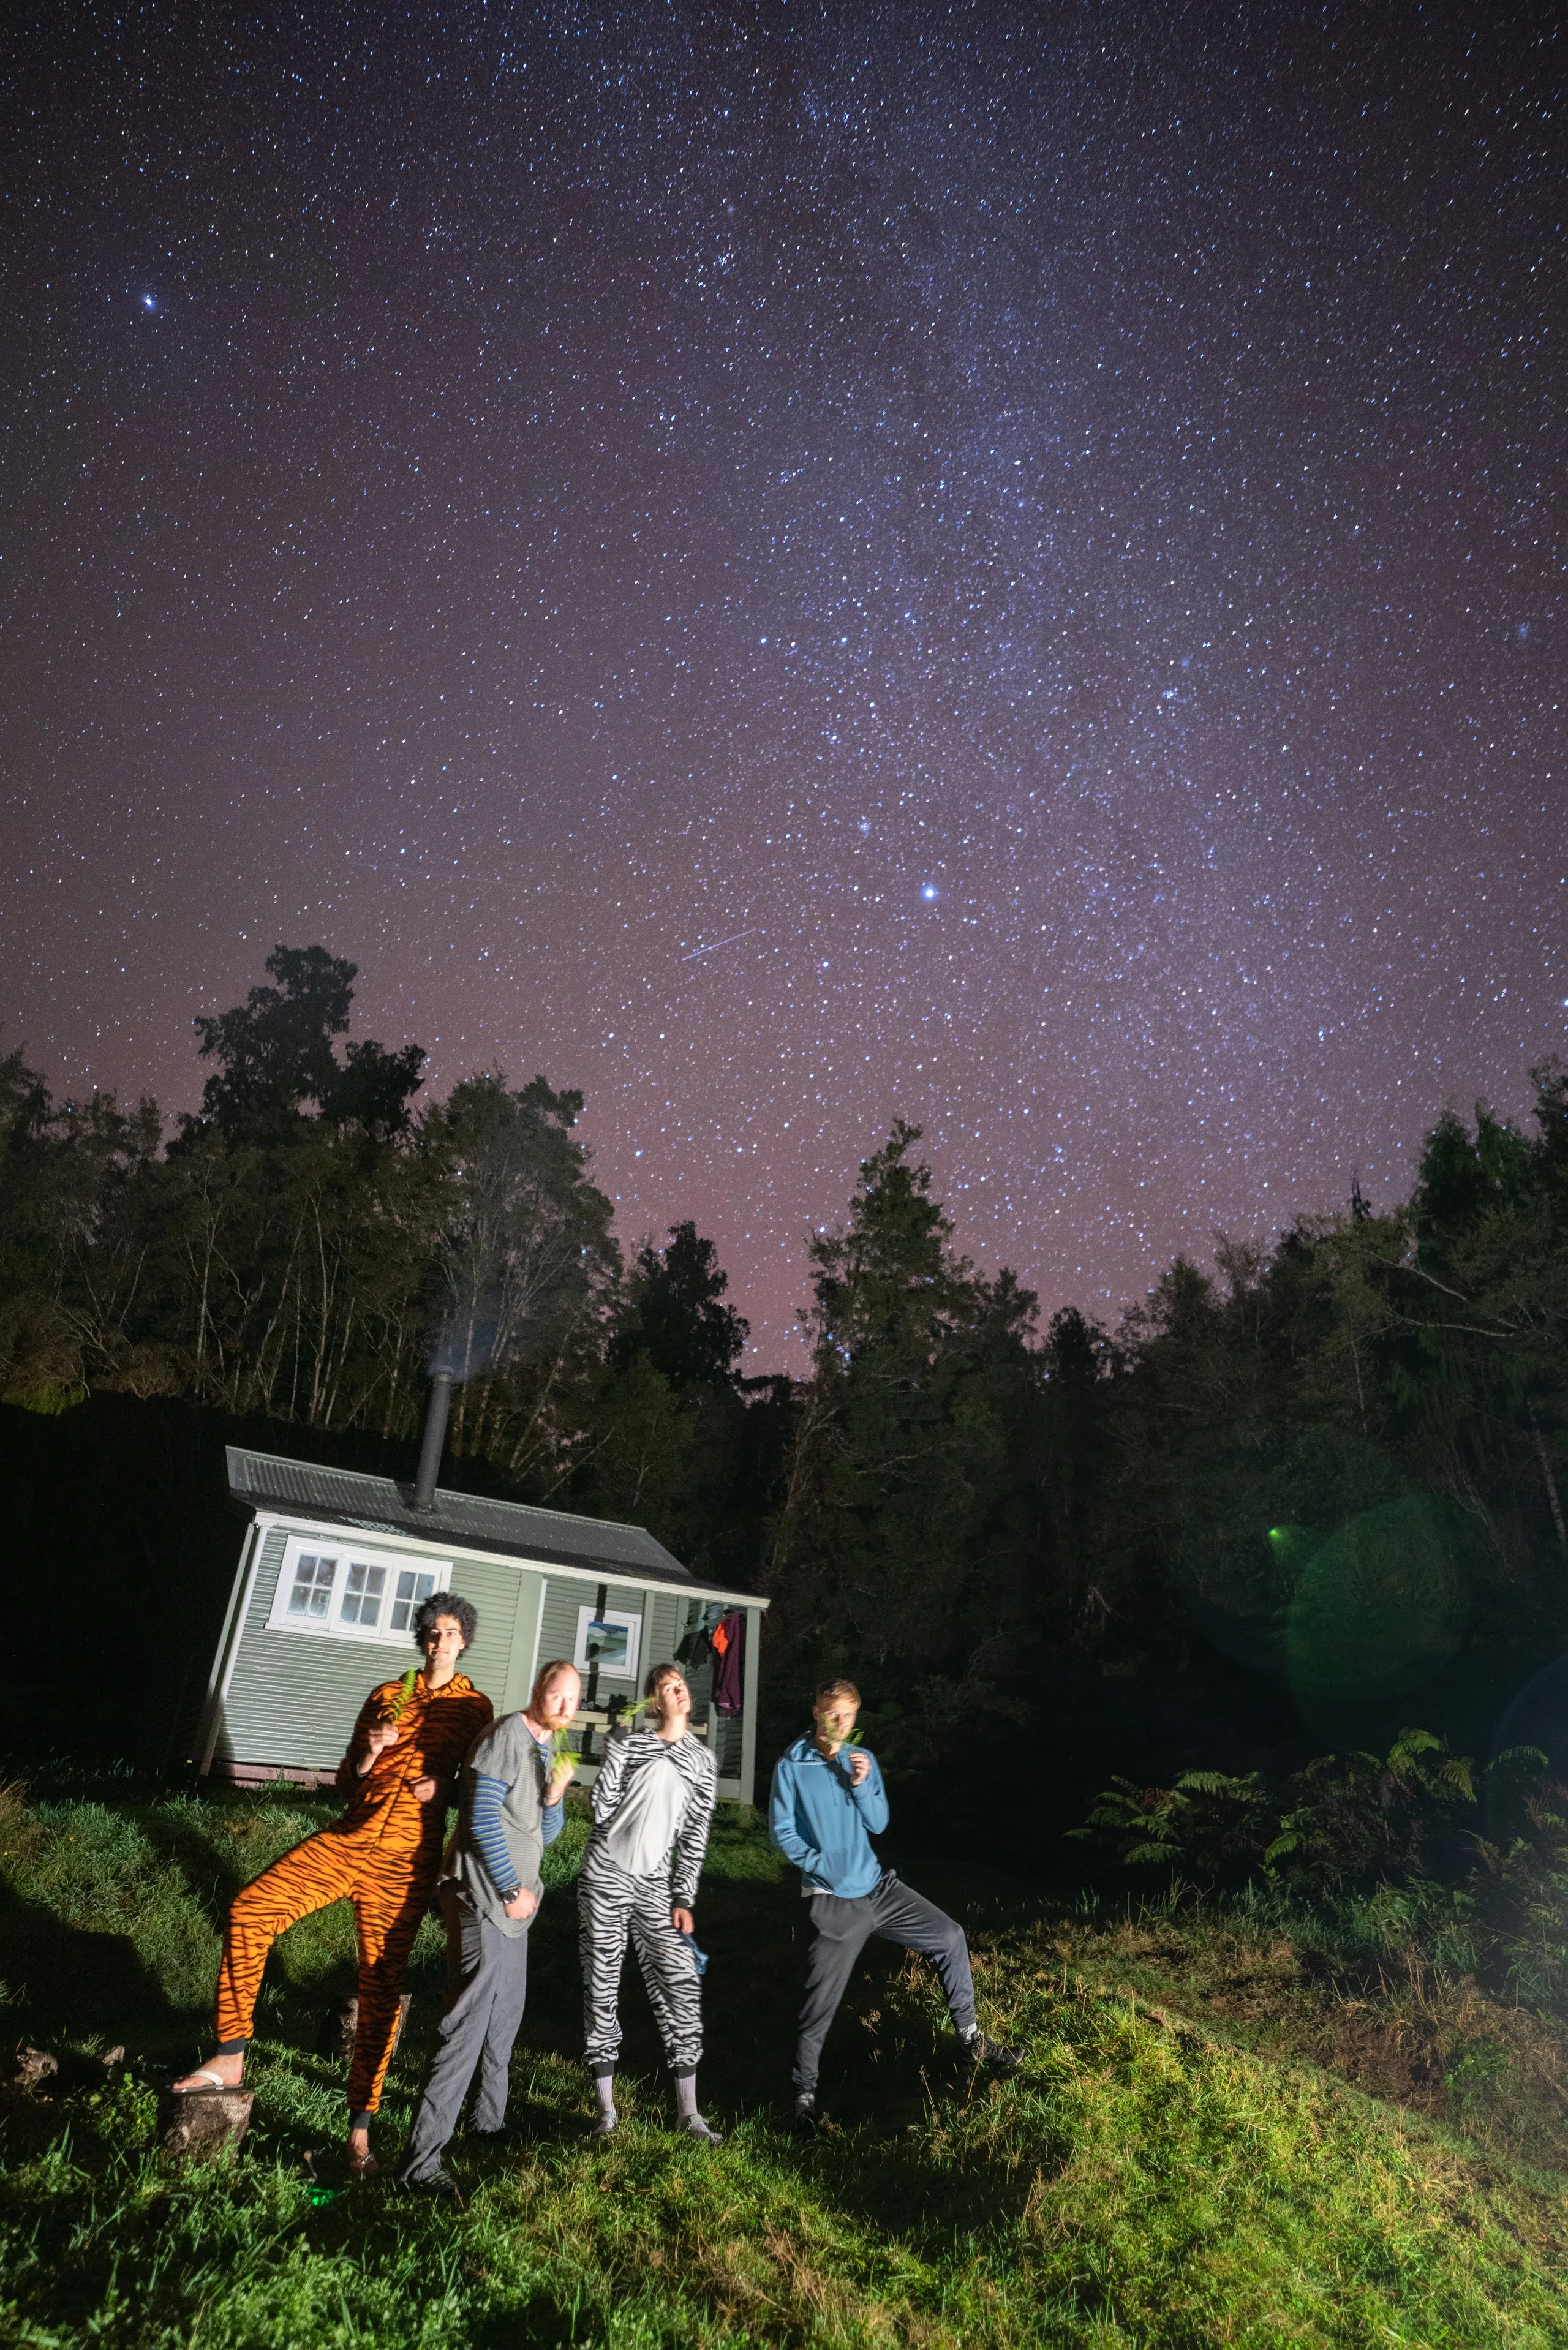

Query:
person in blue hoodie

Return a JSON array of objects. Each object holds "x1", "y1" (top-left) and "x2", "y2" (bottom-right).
[{"x1": 768, "y1": 1676, "x2": 1020, "y2": 2128}]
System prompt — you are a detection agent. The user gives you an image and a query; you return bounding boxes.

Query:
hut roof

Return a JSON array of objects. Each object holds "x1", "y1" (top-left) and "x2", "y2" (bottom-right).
[{"x1": 225, "y1": 1446, "x2": 714, "y2": 1592}]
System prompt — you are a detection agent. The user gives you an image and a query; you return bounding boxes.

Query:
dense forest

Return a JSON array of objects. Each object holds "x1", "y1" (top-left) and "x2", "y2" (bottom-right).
[{"x1": 6, "y1": 945, "x2": 1568, "y2": 1829}]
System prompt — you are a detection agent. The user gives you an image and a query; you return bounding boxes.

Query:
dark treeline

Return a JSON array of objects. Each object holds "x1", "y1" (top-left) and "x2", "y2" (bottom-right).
[{"x1": 6, "y1": 946, "x2": 1568, "y2": 1843}]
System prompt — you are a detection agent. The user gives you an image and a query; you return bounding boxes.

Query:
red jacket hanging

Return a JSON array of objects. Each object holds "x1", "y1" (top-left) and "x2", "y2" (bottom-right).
[{"x1": 712, "y1": 1610, "x2": 744, "y2": 1715}]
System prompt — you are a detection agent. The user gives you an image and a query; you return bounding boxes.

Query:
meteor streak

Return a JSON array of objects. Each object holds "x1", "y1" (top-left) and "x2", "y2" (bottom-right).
[{"x1": 679, "y1": 928, "x2": 761, "y2": 963}]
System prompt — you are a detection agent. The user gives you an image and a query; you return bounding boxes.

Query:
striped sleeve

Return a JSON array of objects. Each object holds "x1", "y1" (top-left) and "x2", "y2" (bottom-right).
[
  {"x1": 469, "y1": 1772, "x2": 520, "y2": 1898},
  {"x1": 590, "y1": 1728, "x2": 635, "y2": 1826},
  {"x1": 669, "y1": 1742, "x2": 717, "y2": 1909},
  {"x1": 334, "y1": 1685, "x2": 394, "y2": 1797}
]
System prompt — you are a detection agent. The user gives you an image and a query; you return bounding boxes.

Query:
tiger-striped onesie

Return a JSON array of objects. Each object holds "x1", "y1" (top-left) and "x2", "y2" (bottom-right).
[
  {"x1": 578, "y1": 1726, "x2": 716, "y2": 2077},
  {"x1": 214, "y1": 1670, "x2": 492, "y2": 2118}
]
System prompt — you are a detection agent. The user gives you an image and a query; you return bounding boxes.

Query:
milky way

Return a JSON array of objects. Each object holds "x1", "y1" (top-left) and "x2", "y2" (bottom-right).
[{"x1": 2, "y1": 4, "x2": 1563, "y2": 1364}]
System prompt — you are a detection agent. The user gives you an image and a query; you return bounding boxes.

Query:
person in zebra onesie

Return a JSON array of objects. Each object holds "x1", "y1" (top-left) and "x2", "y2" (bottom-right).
[{"x1": 578, "y1": 1660, "x2": 721, "y2": 2142}]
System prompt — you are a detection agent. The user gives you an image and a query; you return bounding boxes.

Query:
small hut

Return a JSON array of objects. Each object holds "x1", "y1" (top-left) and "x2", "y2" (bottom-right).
[{"x1": 192, "y1": 1447, "x2": 769, "y2": 1804}]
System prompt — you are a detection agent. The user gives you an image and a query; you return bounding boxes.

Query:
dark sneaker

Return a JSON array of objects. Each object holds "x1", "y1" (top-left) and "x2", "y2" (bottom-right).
[
  {"x1": 396, "y1": 2166, "x2": 459, "y2": 2196},
  {"x1": 962, "y1": 2031, "x2": 1022, "y2": 2075},
  {"x1": 791, "y1": 2093, "x2": 824, "y2": 2138},
  {"x1": 679, "y1": 2112, "x2": 724, "y2": 2146}
]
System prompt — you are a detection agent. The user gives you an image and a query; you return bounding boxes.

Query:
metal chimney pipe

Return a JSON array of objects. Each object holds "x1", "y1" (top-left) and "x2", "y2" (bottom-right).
[{"x1": 413, "y1": 1371, "x2": 454, "y2": 1511}]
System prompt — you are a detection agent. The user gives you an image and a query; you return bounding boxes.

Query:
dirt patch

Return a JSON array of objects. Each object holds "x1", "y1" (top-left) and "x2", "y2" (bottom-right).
[{"x1": 1311, "y1": 2002, "x2": 1449, "y2": 2113}]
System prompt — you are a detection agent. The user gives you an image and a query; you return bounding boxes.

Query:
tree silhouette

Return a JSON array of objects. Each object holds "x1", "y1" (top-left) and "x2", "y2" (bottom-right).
[
  {"x1": 616, "y1": 1221, "x2": 750, "y2": 1388},
  {"x1": 189, "y1": 945, "x2": 424, "y2": 1140}
]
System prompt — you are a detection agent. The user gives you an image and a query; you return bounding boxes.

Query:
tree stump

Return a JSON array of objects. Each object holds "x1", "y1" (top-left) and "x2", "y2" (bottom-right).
[
  {"x1": 317, "y1": 1998, "x2": 357, "y2": 2062},
  {"x1": 316, "y1": 1991, "x2": 412, "y2": 2066},
  {"x1": 156, "y1": 2085, "x2": 254, "y2": 2161},
  {"x1": 8, "y1": 2044, "x2": 59, "y2": 2090}
]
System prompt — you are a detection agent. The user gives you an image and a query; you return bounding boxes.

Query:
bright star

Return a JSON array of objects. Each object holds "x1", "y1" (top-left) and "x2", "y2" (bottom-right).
[
  {"x1": 141, "y1": 293, "x2": 157, "y2": 311},
  {"x1": 922, "y1": 885, "x2": 938, "y2": 901}
]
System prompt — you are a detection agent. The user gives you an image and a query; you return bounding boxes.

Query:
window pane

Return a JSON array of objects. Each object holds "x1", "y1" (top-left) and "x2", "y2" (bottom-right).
[
  {"x1": 390, "y1": 1567, "x2": 439, "y2": 1630},
  {"x1": 340, "y1": 1562, "x2": 387, "y2": 1627},
  {"x1": 287, "y1": 1554, "x2": 337, "y2": 1619}
]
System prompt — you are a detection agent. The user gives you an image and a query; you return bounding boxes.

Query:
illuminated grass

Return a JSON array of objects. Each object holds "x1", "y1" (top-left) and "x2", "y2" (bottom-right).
[{"x1": 1, "y1": 1779, "x2": 1565, "y2": 2346}]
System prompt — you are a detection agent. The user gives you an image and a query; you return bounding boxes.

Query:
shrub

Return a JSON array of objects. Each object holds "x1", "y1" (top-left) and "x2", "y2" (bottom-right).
[
  {"x1": 1072, "y1": 1732, "x2": 1568, "y2": 2017},
  {"x1": 1066, "y1": 1769, "x2": 1276, "y2": 1880}
]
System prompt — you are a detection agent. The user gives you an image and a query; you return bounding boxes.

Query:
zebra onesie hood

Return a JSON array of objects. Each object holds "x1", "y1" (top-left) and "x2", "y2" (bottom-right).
[{"x1": 578, "y1": 1725, "x2": 717, "y2": 2079}]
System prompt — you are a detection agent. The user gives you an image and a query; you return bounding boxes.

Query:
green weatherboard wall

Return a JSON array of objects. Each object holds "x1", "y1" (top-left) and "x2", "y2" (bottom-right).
[
  {"x1": 209, "y1": 1526, "x2": 753, "y2": 1790},
  {"x1": 215, "y1": 1526, "x2": 549, "y2": 1777}
]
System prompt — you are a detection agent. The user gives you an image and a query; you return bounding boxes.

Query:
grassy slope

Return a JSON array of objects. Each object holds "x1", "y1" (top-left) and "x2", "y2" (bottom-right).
[
  {"x1": 1, "y1": 1775, "x2": 1566, "y2": 2348},
  {"x1": 1026, "y1": 1899, "x2": 1568, "y2": 2185}
]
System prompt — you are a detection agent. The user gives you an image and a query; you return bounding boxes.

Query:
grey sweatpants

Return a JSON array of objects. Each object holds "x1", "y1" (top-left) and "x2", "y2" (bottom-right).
[
  {"x1": 578, "y1": 1851, "x2": 703, "y2": 2076},
  {"x1": 793, "y1": 1872, "x2": 975, "y2": 2093},
  {"x1": 397, "y1": 1885, "x2": 532, "y2": 2183}
]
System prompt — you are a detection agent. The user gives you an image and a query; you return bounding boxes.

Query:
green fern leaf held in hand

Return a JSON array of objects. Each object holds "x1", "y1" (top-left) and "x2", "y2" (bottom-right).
[{"x1": 387, "y1": 1666, "x2": 420, "y2": 1722}]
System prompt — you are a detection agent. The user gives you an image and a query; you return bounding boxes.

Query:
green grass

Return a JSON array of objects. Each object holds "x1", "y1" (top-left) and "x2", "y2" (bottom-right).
[
  {"x1": 1019, "y1": 1888, "x2": 1568, "y2": 2185},
  {"x1": 2, "y1": 1775, "x2": 1567, "y2": 2346}
]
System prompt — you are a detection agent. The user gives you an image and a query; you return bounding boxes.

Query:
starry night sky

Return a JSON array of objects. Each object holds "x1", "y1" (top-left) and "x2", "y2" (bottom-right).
[{"x1": 3, "y1": 3, "x2": 1563, "y2": 1365}]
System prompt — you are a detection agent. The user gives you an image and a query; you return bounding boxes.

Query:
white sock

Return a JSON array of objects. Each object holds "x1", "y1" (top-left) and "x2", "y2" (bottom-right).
[
  {"x1": 594, "y1": 2073, "x2": 617, "y2": 2122},
  {"x1": 674, "y1": 2072, "x2": 699, "y2": 2122}
]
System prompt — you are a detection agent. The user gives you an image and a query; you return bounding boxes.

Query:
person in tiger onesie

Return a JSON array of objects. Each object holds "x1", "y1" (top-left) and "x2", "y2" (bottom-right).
[
  {"x1": 172, "y1": 1590, "x2": 492, "y2": 2177},
  {"x1": 578, "y1": 1660, "x2": 720, "y2": 2143}
]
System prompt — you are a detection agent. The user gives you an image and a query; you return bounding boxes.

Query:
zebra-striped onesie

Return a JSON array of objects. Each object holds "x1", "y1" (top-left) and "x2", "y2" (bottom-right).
[{"x1": 578, "y1": 1726, "x2": 716, "y2": 2077}]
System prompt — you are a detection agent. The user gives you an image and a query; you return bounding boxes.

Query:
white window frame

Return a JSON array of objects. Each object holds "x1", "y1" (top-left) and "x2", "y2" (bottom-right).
[
  {"x1": 573, "y1": 1604, "x2": 642, "y2": 1685},
  {"x1": 266, "y1": 1533, "x2": 454, "y2": 1647}
]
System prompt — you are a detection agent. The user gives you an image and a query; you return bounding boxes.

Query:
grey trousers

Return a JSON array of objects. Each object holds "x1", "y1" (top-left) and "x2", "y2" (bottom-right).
[
  {"x1": 793, "y1": 1872, "x2": 975, "y2": 2094},
  {"x1": 397, "y1": 1884, "x2": 532, "y2": 2183}
]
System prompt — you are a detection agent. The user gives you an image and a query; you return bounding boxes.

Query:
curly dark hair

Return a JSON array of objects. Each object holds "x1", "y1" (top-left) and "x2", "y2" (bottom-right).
[{"x1": 413, "y1": 1591, "x2": 477, "y2": 1651}]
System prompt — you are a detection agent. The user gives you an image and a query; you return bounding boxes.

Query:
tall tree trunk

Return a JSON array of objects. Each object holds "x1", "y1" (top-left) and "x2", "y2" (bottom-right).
[{"x1": 1528, "y1": 1403, "x2": 1568, "y2": 1555}]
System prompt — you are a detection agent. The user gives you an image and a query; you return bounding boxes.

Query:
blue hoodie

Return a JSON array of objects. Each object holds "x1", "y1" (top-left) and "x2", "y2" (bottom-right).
[{"x1": 769, "y1": 1733, "x2": 889, "y2": 1898}]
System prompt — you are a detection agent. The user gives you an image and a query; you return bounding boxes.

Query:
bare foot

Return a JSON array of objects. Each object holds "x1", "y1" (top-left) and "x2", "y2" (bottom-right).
[
  {"x1": 347, "y1": 2126, "x2": 379, "y2": 2179},
  {"x1": 172, "y1": 2051, "x2": 244, "y2": 2093}
]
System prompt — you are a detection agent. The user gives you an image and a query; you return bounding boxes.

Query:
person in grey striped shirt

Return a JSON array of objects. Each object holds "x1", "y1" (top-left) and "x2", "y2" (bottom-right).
[
  {"x1": 578, "y1": 1661, "x2": 720, "y2": 2142},
  {"x1": 395, "y1": 1659, "x2": 579, "y2": 2193}
]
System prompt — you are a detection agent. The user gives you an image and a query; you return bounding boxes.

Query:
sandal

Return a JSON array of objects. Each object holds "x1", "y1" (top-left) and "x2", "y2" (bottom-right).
[{"x1": 172, "y1": 2067, "x2": 236, "y2": 2093}]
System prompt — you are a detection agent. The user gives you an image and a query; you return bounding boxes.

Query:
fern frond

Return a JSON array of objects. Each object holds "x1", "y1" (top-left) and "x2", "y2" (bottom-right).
[
  {"x1": 387, "y1": 1666, "x2": 420, "y2": 1722},
  {"x1": 1175, "y1": 1770, "x2": 1254, "y2": 1797}
]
